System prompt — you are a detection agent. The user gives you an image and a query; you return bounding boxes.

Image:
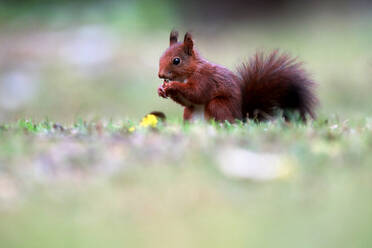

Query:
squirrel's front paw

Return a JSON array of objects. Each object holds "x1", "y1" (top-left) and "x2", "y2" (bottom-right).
[
  {"x1": 163, "y1": 81, "x2": 177, "y2": 95},
  {"x1": 158, "y1": 80, "x2": 177, "y2": 98},
  {"x1": 158, "y1": 84, "x2": 168, "y2": 98}
]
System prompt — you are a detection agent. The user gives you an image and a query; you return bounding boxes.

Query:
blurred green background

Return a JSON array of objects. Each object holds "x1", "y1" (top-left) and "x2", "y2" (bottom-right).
[
  {"x1": 1, "y1": 1, "x2": 372, "y2": 248},
  {"x1": 0, "y1": 0, "x2": 371, "y2": 123}
]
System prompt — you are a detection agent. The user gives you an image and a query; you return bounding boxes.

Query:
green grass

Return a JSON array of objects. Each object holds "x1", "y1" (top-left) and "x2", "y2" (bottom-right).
[{"x1": 0, "y1": 117, "x2": 371, "y2": 248}]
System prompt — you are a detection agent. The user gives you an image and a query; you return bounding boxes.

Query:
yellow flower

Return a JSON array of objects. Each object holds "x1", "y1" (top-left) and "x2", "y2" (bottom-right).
[
  {"x1": 128, "y1": 126, "x2": 136, "y2": 133},
  {"x1": 140, "y1": 114, "x2": 158, "y2": 128}
]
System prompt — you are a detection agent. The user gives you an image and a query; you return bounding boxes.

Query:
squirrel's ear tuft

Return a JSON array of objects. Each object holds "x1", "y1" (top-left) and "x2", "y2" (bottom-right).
[
  {"x1": 183, "y1": 32, "x2": 193, "y2": 55},
  {"x1": 170, "y1": 30, "x2": 179, "y2": 46}
]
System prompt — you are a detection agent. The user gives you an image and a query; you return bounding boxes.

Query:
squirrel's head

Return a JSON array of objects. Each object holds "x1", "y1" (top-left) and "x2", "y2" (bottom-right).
[{"x1": 158, "y1": 30, "x2": 198, "y2": 82}]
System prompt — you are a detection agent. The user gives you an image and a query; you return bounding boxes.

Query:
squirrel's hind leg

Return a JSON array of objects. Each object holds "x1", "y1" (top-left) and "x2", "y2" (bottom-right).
[{"x1": 205, "y1": 98, "x2": 239, "y2": 123}]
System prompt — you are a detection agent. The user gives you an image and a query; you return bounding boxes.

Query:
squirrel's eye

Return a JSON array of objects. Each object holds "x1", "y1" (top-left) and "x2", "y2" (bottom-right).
[{"x1": 172, "y1": 57, "x2": 181, "y2": 65}]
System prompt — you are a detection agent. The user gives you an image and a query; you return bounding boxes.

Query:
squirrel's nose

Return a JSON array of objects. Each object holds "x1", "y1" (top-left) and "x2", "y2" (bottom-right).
[{"x1": 159, "y1": 71, "x2": 170, "y2": 79}]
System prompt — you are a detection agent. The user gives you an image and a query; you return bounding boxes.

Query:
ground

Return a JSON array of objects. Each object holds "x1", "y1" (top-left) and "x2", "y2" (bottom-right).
[{"x1": 0, "y1": 117, "x2": 371, "y2": 248}]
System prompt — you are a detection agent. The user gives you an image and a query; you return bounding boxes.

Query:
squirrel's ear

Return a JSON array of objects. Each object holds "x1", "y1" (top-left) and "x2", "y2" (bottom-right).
[
  {"x1": 183, "y1": 32, "x2": 193, "y2": 55},
  {"x1": 170, "y1": 30, "x2": 179, "y2": 46}
]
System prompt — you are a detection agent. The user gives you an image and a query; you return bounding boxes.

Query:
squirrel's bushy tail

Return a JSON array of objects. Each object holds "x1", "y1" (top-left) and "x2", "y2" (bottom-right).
[{"x1": 237, "y1": 50, "x2": 317, "y2": 121}]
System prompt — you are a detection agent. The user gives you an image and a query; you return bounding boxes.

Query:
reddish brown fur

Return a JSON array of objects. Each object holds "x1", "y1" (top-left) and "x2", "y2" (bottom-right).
[
  {"x1": 158, "y1": 31, "x2": 317, "y2": 123},
  {"x1": 239, "y1": 50, "x2": 318, "y2": 121}
]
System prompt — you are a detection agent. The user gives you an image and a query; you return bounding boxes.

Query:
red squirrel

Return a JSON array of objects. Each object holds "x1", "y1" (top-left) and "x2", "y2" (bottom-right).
[{"x1": 158, "y1": 30, "x2": 317, "y2": 123}]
